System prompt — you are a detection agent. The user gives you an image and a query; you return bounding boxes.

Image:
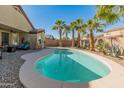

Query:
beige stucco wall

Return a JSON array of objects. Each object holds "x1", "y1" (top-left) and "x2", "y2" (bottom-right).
[
  {"x1": 28, "y1": 34, "x2": 37, "y2": 49},
  {"x1": 37, "y1": 32, "x2": 45, "y2": 43},
  {"x1": 104, "y1": 30, "x2": 124, "y2": 37},
  {"x1": 0, "y1": 6, "x2": 33, "y2": 32},
  {"x1": 0, "y1": 6, "x2": 46, "y2": 48},
  {"x1": 19, "y1": 32, "x2": 29, "y2": 44},
  {"x1": 37, "y1": 32, "x2": 45, "y2": 48},
  {"x1": 0, "y1": 29, "x2": 45, "y2": 47},
  {"x1": 11, "y1": 32, "x2": 19, "y2": 45},
  {"x1": 97, "y1": 30, "x2": 124, "y2": 49},
  {"x1": 104, "y1": 37, "x2": 124, "y2": 48},
  {"x1": 105, "y1": 30, "x2": 124, "y2": 48},
  {"x1": 28, "y1": 32, "x2": 45, "y2": 49}
]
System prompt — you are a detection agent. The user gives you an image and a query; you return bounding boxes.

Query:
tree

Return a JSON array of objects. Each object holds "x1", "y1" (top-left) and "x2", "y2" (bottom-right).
[
  {"x1": 80, "y1": 23, "x2": 87, "y2": 47},
  {"x1": 96, "y1": 5, "x2": 123, "y2": 49},
  {"x1": 96, "y1": 5, "x2": 119, "y2": 24},
  {"x1": 52, "y1": 20, "x2": 65, "y2": 46},
  {"x1": 75, "y1": 19, "x2": 83, "y2": 48},
  {"x1": 87, "y1": 18, "x2": 105, "y2": 51},
  {"x1": 70, "y1": 21, "x2": 77, "y2": 47},
  {"x1": 63, "y1": 24, "x2": 70, "y2": 40}
]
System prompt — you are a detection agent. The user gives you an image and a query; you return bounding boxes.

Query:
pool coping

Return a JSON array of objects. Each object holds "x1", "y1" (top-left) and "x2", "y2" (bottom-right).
[{"x1": 19, "y1": 47, "x2": 124, "y2": 88}]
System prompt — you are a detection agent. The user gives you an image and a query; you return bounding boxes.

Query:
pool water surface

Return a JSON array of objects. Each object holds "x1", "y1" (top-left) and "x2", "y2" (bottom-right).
[{"x1": 34, "y1": 49, "x2": 110, "y2": 83}]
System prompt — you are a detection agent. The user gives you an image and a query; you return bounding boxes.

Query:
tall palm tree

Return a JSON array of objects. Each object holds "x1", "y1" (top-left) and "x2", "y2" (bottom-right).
[
  {"x1": 80, "y1": 23, "x2": 87, "y2": 47},
  {"x1": 70, "y1": 21, "x2": 77, "y2": 47},
  {"x1": 75, "y1": 19, "x2": 83, "y2": 48},
  {"x1": 87, "y1": 18, "x2": 105, "y2": 51},
  {"x1": 96, "y1": 5, "x2": 122, "y2": 48},
  {"x1": 96, "y1": 5, "x2": 119, "y2": 24},
  {"x1": 63, "y1": 24, "x2": 70, "y2": 40},
  {"x1": 52, "y1": 20, "x2": 65, "y2": 46},
  {"x1": 117, "y1": 5, "x2": 124, "y2": 17}
]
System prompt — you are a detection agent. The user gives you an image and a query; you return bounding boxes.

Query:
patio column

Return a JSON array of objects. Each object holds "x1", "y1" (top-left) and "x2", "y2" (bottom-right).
[{"x1": 9, "y1": 32, "x2": 12, "y2": 46}]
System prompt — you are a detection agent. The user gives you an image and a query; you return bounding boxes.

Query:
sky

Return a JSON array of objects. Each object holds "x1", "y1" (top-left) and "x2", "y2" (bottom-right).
[{"x1": 22, "y1": 5, "x2": 124, "y2": 39}]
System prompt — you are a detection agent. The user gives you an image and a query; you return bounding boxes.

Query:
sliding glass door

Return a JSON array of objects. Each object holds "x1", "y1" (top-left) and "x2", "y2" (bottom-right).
[{"x1": 2, "y1": 32, "x2": 9, "y2": 46}]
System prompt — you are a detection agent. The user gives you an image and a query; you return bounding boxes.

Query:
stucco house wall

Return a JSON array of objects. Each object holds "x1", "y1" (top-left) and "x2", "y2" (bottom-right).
[
  {"x1": 0, "y1": 5, "x2": 34, "y2": 46},
  {"x1": 0, "y1": 6, "x2": 33, "y2": 32},
  {"x1": 28, "y1": 34, "x2": 37, "y2": 49},
  {"x1": 105, "y1": 31, "x2": 124, "y2": 48},
  {"x1": 0, "y1": 5, "x2": 45, "y2": 49},
  {"x1": 96, "y1": 27, "x2": 124, "y2": 49},
  {"x1": 29, "y1": 30, "x2": 45, "y2": 49}
]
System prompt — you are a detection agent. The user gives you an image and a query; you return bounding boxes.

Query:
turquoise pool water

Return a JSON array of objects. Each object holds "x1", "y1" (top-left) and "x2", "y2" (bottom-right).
[{"x1": 34, "y1": 49, "x2": 110, "y2": 83}]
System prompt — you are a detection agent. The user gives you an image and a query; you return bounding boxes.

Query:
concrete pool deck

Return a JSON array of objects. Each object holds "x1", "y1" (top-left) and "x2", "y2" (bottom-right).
[{"x1": 19, "y1": 47, "x2": 124, "y2": 88}]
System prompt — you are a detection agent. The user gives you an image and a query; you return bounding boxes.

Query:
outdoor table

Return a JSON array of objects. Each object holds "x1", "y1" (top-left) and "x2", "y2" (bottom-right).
[{"x1": 7, "y1": 46, "x2": 16, "y2": 52}]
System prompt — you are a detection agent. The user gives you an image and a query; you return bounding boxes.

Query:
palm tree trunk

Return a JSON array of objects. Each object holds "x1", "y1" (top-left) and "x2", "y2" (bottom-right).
[
  {"x1": 81, "y1": 34, "x2": 83, "y2": 47},
  {"x1": 59, "y1": 30, "x2": 62, "y2": 46},
  {"x1": 77, "y1": 31, "x2": 81, "y2": 48},
  {"x1": 89, "y1": 29, "x2": 95, "y2": 51},
  {"x1": 66, "y1": 32, "x2": 68, "y2": 40},
  {"x1": 72, "y1": 30, "x2": 75, "y2": 47}
]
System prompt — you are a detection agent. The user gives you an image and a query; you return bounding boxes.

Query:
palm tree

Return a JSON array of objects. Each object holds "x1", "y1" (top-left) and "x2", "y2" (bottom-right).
[
  {"x1": 80, "y1": 23, "x2": 87, "y2": 47},
  {"x1": 52, "y1": 20, "x2": 65, "y2": 46},
  {"x1": 96, "y1": 5, "x2": 122, "y2": 49},
  {"x1": 117, "y1": 6, "x2": 124, "y2": 17},
  {"x1": 63, "y1": 24, "x2": 70, "y2": 40},
  {"x1": 96, "y1": 5, "x2": 119, "y2": 24},
  {"x1": 87, "y1": 18, "x2": 105, "y2": 51},
  {"x1": 75, "y1": 19, "x2": 83, "y2": 48},
  {"x1": 70, "y1": 21, "x2": 77, "y2": 47}
]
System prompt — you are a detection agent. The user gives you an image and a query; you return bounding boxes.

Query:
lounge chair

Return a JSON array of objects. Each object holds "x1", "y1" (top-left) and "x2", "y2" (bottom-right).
[
  {"x1": 17, "y1": 42, "x2": 30, "y2": 50},
  {"x1": 18, "y1": 44, "x2": 25, "y2": 49},
  {"x1": 22, "y1": 43, "x2": 30, "y2": 50}
]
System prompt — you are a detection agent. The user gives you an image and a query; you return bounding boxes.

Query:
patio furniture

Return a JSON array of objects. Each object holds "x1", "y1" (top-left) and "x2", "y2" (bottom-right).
[
  {"x1": 18, "y1": 44, "x2": 25, "y2": 49},
  {"x1": 17, "y1": 42, "x2": 30, "y2": 50},
  {"x1": 7, "y1": 46, "x2": 16, "y2": 52},
  {"x1": 23, "y1": 44, "x2": 30, "y2": 50}
]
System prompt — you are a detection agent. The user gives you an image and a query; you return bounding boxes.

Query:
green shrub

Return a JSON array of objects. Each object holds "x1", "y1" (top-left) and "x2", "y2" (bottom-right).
[{"x1": 96, "y1": 42, "x2": 109, "y2": 55}]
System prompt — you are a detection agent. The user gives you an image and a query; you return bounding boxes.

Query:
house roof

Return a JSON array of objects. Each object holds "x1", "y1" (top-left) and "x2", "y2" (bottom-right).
[
  {"x1": 96, "y1": 26, "x2": 124, "y2": 39},
  {"x1": 105, "y1": 26, "x2": 124, "y2": 33},
  {"x1": 14, "y1": 5, "x2": 35, "y2": 30},
  {"x1": 96, "y1": 34, "x2": 104, "y2": 38},
  {"x1": 29, "y1": 28, "x2": 45, "y2": 34},
  {"x1": 105, "y1": 34, "x2": 123, "y2": 39}
]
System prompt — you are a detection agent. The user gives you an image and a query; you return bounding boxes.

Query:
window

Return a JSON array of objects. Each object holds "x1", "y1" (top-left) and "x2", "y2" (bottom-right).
[
  {"x1": 12, "y1": 33, "x2": 18, "y2": 46},
  {"x1": 2, "y1": 32, "x2": 9, "y2": 46}
]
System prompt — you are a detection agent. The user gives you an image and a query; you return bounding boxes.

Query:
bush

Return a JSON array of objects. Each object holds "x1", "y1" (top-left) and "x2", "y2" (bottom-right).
[
  {"x1": 96, "y1": 42, "x2": 109, "y2": 55},
  {"x1": 110, "y1": 45, "x2": 121, "y2": 57}
]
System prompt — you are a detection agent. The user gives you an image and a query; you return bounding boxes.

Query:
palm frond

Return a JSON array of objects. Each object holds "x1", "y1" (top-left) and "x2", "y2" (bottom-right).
[
  {"x1": 52, "y1": 26, "x2": 58, "y2": 30},
  {"x1": 96, "y1": 29, "x2": 103, "y2": 32}
]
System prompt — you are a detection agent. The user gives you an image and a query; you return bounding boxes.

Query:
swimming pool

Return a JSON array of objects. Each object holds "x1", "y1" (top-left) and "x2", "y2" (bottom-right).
[{"x1": 34, "y1": 49, "x2": 111, "y2": 83}]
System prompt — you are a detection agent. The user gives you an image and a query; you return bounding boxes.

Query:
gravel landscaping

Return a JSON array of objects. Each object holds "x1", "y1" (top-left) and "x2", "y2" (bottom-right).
[{"x1": 0, "y1": 50, "x2": 38, "y2": 88}]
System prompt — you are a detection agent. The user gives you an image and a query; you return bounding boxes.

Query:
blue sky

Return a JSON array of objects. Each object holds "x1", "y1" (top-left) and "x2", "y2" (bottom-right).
[{"x1": 22, "y1": 5, "x2": 124, "y2": 38}]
